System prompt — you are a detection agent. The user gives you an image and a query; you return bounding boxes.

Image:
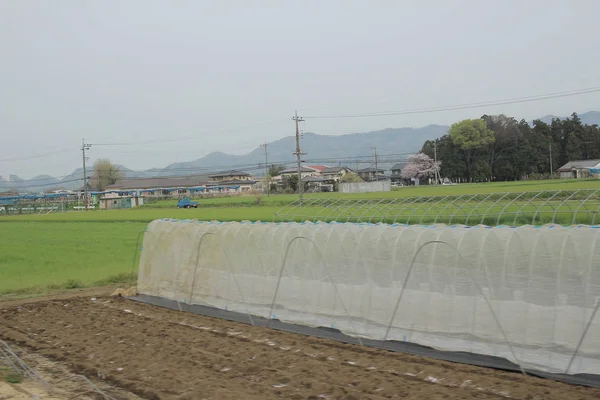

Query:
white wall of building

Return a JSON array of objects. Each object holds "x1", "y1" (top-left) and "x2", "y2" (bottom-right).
[{"x1": 339, "y1": 180, "x2": 391, "y2": 193}]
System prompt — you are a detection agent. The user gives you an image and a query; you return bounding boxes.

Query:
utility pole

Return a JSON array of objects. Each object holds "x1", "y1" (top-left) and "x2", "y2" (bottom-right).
[
  {"x1": 372, "y1": 146, "x2": 379, "y2": 181},
  {"x1": 549, "y1": 141, "x2": 553, "y2": 177},
  {"x1": 434, "y1": 142, "x2": 439, "y2": 184},
  {"x1": 81, "y1": 139, "x2": 91, "y2": 210},
  {"x1": 260, "y1": 142, "x2": 269, "y2": 197},
  {"x1": 292, "y1": 111, "x2": 305, "y2": 204}
]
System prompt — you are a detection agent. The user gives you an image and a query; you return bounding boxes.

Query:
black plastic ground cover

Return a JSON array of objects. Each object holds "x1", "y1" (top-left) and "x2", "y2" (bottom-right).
[{"x1": 129, "y1": 294, "x2": 600, "y2": 388}]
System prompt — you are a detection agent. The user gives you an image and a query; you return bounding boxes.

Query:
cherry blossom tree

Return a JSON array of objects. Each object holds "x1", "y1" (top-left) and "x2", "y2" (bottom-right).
[{"x1": 401, "y1": 153, "x2": 441, "y2": 180}]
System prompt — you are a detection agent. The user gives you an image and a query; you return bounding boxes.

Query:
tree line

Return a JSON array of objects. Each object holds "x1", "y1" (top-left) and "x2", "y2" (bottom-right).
[{"x1": 418, "y1": 113, "x2": 600, "y2": 182}]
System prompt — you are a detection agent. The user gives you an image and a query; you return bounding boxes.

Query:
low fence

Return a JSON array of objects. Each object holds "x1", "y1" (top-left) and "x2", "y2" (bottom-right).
[{"x1": 0, "y1": 200, "x2": 86, "y2": 215}]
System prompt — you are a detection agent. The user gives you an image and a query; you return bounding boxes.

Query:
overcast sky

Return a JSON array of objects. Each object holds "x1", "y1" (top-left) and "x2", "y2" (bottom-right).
[{"x1": 1, "y1": 0, "x2": 599, "y2": 179}]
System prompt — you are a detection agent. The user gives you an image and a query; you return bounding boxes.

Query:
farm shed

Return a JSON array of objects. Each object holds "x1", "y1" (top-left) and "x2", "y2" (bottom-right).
[
  {"x1": 557, "y1": 159, "x2": 600, "y2": 179},
  {"x1": 98, "y1": 194, "x2": 143, "y2": 209}
]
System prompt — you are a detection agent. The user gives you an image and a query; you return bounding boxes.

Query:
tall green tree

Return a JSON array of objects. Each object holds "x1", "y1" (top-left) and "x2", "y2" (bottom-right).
[
  {"x1": 481, "y1": 114, "x2": 521, "y2": 180},
  {"x1": 448, "y1": 119, "x2": 495, "y2": 181},
  {"x1": 422, "y1": 136, "x2": 466, "y2": 181},
  {"x1": 531, "y1": 120, "x2": 554, "y2": 175},
  {"x1": 268, "y1": 164, "x2": 285, "y2": 177},
  {"x1": 283, "y1": 174, "x2": 298, "y2": 192}
]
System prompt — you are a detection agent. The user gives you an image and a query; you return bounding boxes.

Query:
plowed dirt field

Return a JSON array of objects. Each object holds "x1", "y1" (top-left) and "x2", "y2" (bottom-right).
[{"x1": 1, "y1": 295, "x2": 599, "y2": 400}]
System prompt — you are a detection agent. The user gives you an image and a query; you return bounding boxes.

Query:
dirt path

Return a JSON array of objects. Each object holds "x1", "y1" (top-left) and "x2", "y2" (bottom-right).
[
  {"x1": 1, "y1": 296, "x2": 598, "y2": 399},
  {"x1": 0, "y1": 286, "x2": 115, "y2": 309}
]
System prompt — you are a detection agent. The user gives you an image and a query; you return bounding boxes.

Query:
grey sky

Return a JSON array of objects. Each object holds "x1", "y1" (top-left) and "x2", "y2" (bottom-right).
[{"x1": 1, "y1": 0, "x2": 599, "y2": 179}]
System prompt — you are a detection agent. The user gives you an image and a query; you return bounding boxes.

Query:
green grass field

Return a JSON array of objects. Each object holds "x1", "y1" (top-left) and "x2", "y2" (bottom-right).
[
  {"x1": 2, "y1": 179, "x2": 600, "y2": 296},
  {"x1": 140, "y1": 178, "x2": 600, "y2": 209},
  {"x1": 0, "y1": 222, "x2": 146, "y2": 295}
]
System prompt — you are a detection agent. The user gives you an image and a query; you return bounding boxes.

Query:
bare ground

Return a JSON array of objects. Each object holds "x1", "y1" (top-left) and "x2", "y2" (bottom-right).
[{"x1": 1, "y1": 294, "x2": 599, "y2": 400}]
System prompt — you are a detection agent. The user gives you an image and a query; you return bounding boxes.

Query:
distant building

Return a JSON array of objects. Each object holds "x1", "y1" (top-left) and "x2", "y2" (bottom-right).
[
  {"x1": 390, "y1": 163, "x2": 406, "y2": 182},
  {"x1": 209, "y1": 170, "x2": 251, "y2": 182},
  {"x1": 306, "y1": 165, "x2": 329, "y2": 173},
  {"x1": 0, "y1": 192, "x2": 19, "y2": 206},
  {"x1": 98, "y1": 193, "x2": 143, "y2": 209},
  {"x1": 104, "y1": 173, "x2": 257, "y2": 197},
  {"x1": 105, "y1": 177, "x2": 210, "y2": 197},
  {"x1": 357, "y1": 167, "x2": 385, "y2": 182},
  {"x1": 280, "y1": 167, "x2": 320, "y2": 180},
  {"x1": 557, "y1": 160, "x2": 600, "y2": 179},
  {"x1": 321, "y1": 167, "x2": 353, "y2": 182},
  {"x1": 302, "y1": 176, "x2": 331, "y2": 192},
  {"x1": 205, "y1": 179, "x2": 257, "y2": 193}
]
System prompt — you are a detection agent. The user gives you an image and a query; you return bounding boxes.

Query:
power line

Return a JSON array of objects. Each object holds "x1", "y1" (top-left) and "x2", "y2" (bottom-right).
[
  {"x1": 0, "y1": 148, "x2": 73, "y2": 163},
  {"x1": 304, "y1": 87, "x2": 600, "y2": 119},
  {"x1": 3, "y1": 152, "x2": 416, "y2": 184},
  {"x1": 0, "y1": 177, "x2": 85, "y2": 190},
  {"x1": 89, "y1": 119, "x2": 287, "y2": 147}
]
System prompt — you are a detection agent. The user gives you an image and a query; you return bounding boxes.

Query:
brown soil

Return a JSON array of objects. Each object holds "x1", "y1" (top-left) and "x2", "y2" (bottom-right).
[
  {"x1": 1, "y1": 295, "x2": 599, "y2": 400},
  {"x1": 0, "y1": 341, "x2": 144, "y2": 399}
]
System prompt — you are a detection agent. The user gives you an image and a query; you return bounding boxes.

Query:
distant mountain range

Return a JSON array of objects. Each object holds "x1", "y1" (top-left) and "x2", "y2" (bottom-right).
[
  {"x1": 0, "y1": 125, "x2": 448, "y2": 192},
  {"x1": 2, "y1": 111, "x2": 599, "y2": 193},
  {"x1": 535, "y1": 110, "x2": 600, "y2": 126}
]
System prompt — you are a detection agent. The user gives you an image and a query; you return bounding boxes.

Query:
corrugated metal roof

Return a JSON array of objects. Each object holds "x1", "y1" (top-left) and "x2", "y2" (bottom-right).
[{"x1": 557, "y1": 159, "x2": 600, "y2": 172}]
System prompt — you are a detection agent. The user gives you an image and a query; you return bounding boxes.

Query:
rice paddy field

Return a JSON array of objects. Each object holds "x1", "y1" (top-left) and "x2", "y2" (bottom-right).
[{"x1": 2, "y1": 179, "x2": 600, "y2": 295}]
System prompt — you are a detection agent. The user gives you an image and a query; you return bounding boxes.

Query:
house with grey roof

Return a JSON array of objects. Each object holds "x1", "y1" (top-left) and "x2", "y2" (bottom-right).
[
  {"x1": 209, "y1": 170, "x2": 251, "y2": 182},
  {"x1": 557, "y1": 159, "x2": 600, "y2": 179},
  {"x1": 280, "y1": 166, "x2": 320, "y2": 180},
  {"x1": 320, "y1": 166, "x2": 353, "y2": 182},
  {"x1": 390, "y1": 162, "x2": 407, "y2": 183},
  {"x1": 357, "y1": 167, "x2": 385, "y2": 182}
]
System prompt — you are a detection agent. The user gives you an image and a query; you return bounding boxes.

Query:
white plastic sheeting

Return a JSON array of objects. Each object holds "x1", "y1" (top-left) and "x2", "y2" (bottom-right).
[{"x1": 137, "y1": 219, "x2": 600, "y2": 375}]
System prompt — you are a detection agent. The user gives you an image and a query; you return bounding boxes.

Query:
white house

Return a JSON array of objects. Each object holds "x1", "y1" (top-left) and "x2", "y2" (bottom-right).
[{"x1": 280, "y1": 166, "x2": 320, "y2": 180}]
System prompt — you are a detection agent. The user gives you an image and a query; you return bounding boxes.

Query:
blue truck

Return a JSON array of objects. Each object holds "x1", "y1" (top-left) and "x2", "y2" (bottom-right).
[{"x1": 177, "y1": 197, "x2": 198, "y2": 208}]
